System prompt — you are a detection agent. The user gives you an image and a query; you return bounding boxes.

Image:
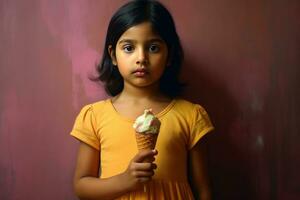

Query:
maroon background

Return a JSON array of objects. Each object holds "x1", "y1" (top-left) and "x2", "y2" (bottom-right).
[{"x1": 0, "y1": 0, "x2": 299, "y2": 199}]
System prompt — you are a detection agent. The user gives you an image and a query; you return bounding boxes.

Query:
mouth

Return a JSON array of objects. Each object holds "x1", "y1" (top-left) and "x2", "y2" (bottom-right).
[{"x1": 132, "y1": 68, "x2": 149, "y2": 77}]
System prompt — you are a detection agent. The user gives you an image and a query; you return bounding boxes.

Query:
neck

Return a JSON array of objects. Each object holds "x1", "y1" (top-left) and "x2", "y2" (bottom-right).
[{"x1": 115, "y1": 82, "x2": 169, "y2": 102}]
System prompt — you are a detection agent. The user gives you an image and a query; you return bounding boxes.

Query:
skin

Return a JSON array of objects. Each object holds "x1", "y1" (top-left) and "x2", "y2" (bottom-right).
[
  {"x1": 189, "y1": 138, "x2": 212, "y2": 200},
  {"x1": 73, "y1": 22, "x2": 211, "y2": 200}
]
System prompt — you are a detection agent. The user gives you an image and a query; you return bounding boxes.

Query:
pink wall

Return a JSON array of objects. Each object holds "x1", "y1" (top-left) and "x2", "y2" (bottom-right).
[{"x1": 0, "y1": 0, "x2": 299, "y2": 199}]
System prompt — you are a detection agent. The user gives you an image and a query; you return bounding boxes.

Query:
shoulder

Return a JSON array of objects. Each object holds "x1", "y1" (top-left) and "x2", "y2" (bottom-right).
[
  {"x1": 77, "y1": 98, "x2": 112, "y2": 117},
  {"x1": 80, "y1": 98, "x2": 110, "y2": 110},
  {"x1": 90, "y1": 98, "x2": 111, "y2": 110},
  {"x1": 171, "y1": 98, "x2": 210, "y2": 122},
  {"x1": 173, "y1": 98, "x2": 206, "y2": 113}
]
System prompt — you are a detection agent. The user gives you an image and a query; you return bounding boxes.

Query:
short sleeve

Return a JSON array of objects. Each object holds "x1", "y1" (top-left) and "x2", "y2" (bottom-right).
[
  {"x1": 70, "y1": 104, "x2": 100, "y2": 150},
  {"x1": 188, "y1": 105, "x2": 214, "y2": 149}
]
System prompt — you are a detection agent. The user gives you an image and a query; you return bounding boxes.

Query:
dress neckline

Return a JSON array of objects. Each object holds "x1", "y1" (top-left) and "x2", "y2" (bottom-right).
[{"x1": 107, "y1": 98, "x2": 177, "y2": 123}]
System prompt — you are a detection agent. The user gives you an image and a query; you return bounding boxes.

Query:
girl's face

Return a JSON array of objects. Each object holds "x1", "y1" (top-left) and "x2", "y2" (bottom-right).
[{"x1": 110, "y1": 22, "x2": 168, "y2": 89}]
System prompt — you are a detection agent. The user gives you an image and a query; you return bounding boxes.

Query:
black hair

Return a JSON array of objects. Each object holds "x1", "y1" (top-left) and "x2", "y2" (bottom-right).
[{"x1": 92, "y1": 0, "x2": 185, "y2": 97}]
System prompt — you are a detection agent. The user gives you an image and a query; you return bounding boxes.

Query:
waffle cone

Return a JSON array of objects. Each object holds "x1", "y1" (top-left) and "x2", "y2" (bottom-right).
[{"x1": 135, "y1": 132, "x2": 158, "y2": 151}]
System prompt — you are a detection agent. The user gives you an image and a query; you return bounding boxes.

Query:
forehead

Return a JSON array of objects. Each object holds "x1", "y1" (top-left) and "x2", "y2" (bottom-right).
[{"x1": 118, "y1": 22, "x2": 162, "y2": 42}]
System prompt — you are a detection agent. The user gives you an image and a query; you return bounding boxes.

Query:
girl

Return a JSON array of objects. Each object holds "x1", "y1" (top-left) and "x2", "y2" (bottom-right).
[{"x1": 70, "y1": 0, "x2": 214, "y2": 199}]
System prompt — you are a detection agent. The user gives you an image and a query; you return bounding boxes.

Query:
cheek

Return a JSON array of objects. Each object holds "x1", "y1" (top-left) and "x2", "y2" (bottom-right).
[
  {"x1": 152, "y1": 61, "x2": 167, "y2": 79},
  {"x1": 116, "y1": 49, "x2": 134, "y2": 61},
  {"x1": 116, "y1": 56, "x2": 134, "y2": 78},
  {"x1": 117, "y1": 63, "x2": 128, "y2": 76},
  {"x1": 155, "y1": 48, "x2": 168, "y2": 66},
  {"x1": 153, "y1": 54, "x2": 168, "y2": 69},
  {"x1": 115, "y1": 54, "x2": 128, "y2": 68}
]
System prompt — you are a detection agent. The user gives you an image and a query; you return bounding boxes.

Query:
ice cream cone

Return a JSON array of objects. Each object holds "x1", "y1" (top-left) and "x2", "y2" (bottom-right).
[
  {"x1": 135, "y1": 132, "x2": 158, "y2": 151},
  {"x1": 133, "y1": 109, "x2": 160, "y2": 163}
]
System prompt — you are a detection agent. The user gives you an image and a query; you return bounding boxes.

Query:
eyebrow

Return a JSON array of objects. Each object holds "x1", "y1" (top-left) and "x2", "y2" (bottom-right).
[{"x1": 118, "y1": 38, "x2": 164, "y2": 44}]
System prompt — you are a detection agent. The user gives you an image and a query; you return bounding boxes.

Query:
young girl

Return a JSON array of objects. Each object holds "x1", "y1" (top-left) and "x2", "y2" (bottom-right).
[{"x1": 70, "y1": 0, "x2": 214, "y2": 199}]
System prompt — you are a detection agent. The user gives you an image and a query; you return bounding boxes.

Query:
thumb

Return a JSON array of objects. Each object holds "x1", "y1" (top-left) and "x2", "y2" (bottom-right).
[{"x1": 132, "y1": 149, "x2": 157, "y2": 163}]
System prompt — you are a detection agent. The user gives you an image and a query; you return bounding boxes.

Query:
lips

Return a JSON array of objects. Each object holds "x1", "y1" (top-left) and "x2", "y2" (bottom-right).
[
  {"x1": 133, "y1": 67, "x2": 148, "y2": 77},
  {"x1": 134, "y1": 68, "x2": 147, "y2": 73}
]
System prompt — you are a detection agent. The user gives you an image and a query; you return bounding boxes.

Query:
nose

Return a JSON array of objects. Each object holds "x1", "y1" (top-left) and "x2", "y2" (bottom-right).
[{"x1": 136, "y1": 47, "x2": 148, "y2": 65}]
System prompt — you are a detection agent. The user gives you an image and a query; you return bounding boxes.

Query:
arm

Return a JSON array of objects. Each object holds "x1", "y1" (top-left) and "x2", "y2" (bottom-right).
[
  {"x1": 73, "y1": 142, "x2": 157, "y2": 200},
  {"x1": 188, "y1": 138, "x2": 212, "y2": 200}
]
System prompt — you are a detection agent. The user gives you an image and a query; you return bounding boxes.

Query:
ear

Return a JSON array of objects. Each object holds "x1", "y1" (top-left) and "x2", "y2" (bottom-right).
[{"x1": 108, "y1": 45, "x2": 117, "y2": 66}]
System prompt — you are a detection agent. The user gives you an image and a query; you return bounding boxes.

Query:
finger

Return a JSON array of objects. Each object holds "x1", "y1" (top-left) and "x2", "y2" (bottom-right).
[
  {"x1": 145, "y1": 156, "x2": 155, "y2": 163},
  {"x1": 133, "y1": 162, "x2": 157, "y2": 171},
  {"x1": 134, "y1": 170, "x2": 155, "y2": 177},
  {"x1": 152, "y1": 163, "x2": 157, "y2": 169},
  {"x1": 133, "y1": 162, "x2": 152, "y2": 170},
  {"x1": 132, "y1": 149, "x2": 157, "y2": 163},
  {"x1": 142, "y1": 149, "x2": 158, "y2": 162},
  {"x1": 137, "y1": 177, "x2": 152, "y2": 183}
]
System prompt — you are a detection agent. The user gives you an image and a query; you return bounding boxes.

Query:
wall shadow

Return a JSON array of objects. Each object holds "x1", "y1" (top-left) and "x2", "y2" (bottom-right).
[{"x1": 181, "y1": 57, "x2": 256, "y2": 200}]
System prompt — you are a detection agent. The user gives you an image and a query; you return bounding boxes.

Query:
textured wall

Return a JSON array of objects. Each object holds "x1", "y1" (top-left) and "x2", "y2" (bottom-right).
[{"x1": 0, "y1": 0, "x2": 299, "y2": 199}]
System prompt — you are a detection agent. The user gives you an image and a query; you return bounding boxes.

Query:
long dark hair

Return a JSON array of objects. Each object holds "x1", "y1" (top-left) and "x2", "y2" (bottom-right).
[{"x1": 92, "y1": 0, "x2": 184, "y2": 97}]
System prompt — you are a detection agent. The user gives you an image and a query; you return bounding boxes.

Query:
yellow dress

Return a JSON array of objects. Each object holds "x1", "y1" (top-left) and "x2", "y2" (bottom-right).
[{"x1": 70, "y1": 99, "x2": 214, "y2": 199}]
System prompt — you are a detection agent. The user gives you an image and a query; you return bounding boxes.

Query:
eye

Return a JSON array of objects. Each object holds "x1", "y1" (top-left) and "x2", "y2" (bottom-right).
[
  {"x1": 149, "y1": 44, "x2": 160, "y2": 53},
  {"x1": 123, "y1": 45, "x2": 134, "y2": 53}
]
